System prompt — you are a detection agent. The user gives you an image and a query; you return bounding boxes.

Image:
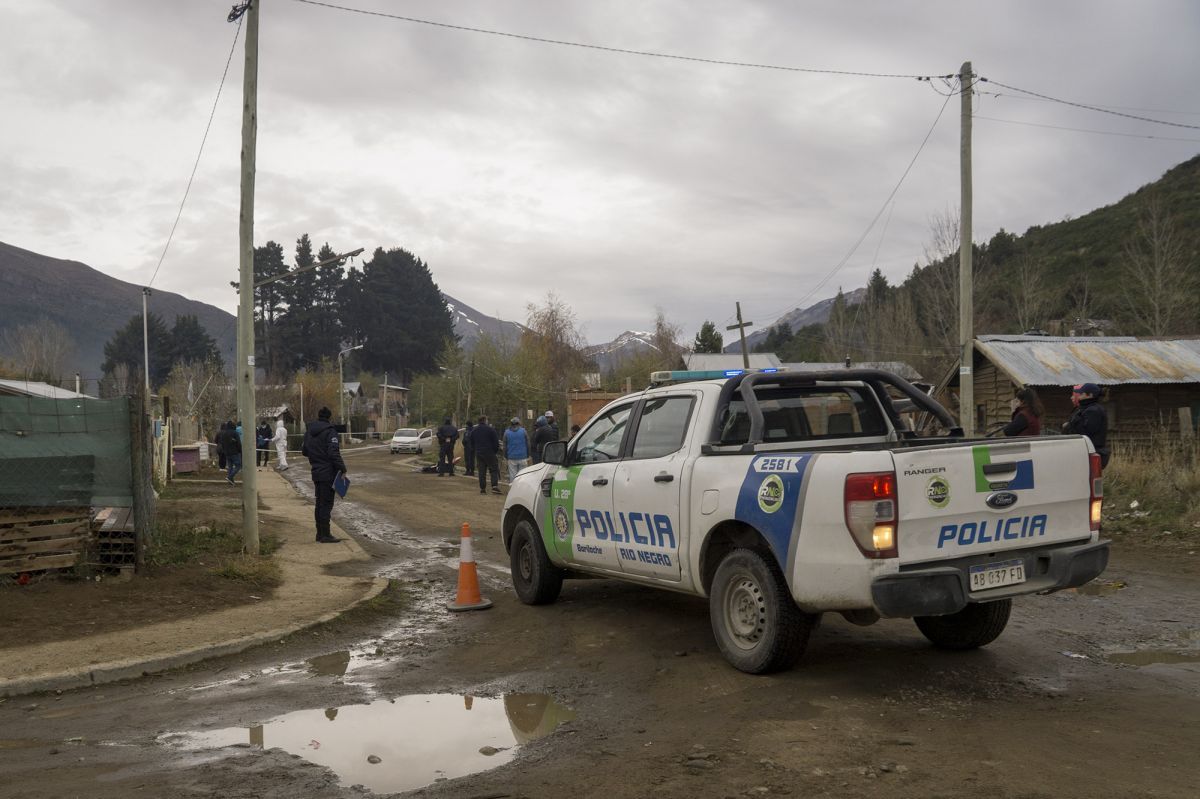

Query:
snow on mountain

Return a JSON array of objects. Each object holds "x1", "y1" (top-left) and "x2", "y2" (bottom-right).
[
  {"x1": 443, "y1": 294, "x2": 526, "y2": 349},
  {"x1": 583, "y1": 330, "x2": 660, "y2": 373}
]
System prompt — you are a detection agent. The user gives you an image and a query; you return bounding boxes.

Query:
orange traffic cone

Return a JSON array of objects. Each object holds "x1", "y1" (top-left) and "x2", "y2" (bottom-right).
[{"x1": 447, "y1": 522, "x2": 493, "y2": 612}]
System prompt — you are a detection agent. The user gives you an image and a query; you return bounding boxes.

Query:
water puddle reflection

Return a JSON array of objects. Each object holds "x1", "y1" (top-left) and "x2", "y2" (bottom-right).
[
  {"x1": 168, "y1": 692, "x2": 575, "y2": 793},
  {"x1": 307, "y1": 650, "x2": 352, "y2": 677},
  {"x1": 1106, "y1": 650, "x2": 1200, "y2": 667}
]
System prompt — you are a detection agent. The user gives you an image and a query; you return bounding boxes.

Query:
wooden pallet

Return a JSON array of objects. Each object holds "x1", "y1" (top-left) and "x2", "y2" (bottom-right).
[
  {"x1": 91, "y1": 507, "x2": 137, "y2": 566},
  {"x1": 0, "y1": 508, "x2": 91, "y2": 576}
]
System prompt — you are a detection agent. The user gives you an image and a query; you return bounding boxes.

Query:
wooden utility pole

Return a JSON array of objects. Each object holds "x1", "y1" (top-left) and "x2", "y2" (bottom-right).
[
  {"x1": 958, "y1": 61, "x2": 975, "y2": 437},
  {"x1": 235, "y1": 0, "x2": 261, "y2": 555},
  {"x1": 141, "y1": 287, "x2": 152, "y2": 400},
  {"x1": 726, "y1": 302, "x2": 754, "y2": 369}
]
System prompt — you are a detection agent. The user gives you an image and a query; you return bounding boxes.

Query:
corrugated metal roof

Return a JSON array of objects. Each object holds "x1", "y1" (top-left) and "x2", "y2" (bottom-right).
[
  {"x1": 685, "y1": 353, "x2": 781, "y2": 370},
  {"x1": 975, "y1": 337, "x2": 1200, "y2": 385},
  {"x1": 782, "y1": 361, "x2": 924, "y2": 382},
  {"x1": 0, "y1": 379, "x2": 92, "y2": 399}
]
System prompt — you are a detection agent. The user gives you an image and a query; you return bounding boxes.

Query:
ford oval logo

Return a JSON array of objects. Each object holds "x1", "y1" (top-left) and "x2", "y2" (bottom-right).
[{"x1": 986, "y1": 491, "x2": 1019, "y2": 510}]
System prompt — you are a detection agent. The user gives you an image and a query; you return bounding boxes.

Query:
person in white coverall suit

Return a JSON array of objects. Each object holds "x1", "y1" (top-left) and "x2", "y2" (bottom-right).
[{"x1": 272, "y1": 419, "x2": 289, "y2": 470}]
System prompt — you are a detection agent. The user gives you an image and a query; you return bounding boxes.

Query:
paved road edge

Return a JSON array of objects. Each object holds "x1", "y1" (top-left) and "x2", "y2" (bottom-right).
[{"x1": 0, "y1": 576, "x2": 390, "y2": 698}]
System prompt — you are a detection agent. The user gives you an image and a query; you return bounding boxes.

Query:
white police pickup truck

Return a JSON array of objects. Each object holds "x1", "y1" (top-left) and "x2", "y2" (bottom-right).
[{"x1": 501, "y1": 368, "x2": 1109, "y2": 673}]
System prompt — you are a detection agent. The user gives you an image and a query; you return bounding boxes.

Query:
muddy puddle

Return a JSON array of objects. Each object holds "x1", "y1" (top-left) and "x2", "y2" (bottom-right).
[
  {"x1": 164, "y1": 692, "x2": 575, "y2": 793},
  {"x1": 1106, "y1": 650, "x2": 1200, "y2": 667}
]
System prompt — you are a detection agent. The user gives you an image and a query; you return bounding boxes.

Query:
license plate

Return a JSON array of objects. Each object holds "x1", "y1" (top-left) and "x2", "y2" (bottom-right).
[{"x1": 969, "y1": 559, "x2": 1025, "y2": 591}]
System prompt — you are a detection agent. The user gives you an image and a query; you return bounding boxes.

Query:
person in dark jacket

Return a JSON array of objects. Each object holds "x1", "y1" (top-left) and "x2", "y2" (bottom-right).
[
  {"x1": 436, "y1": 417, "x2": 459, "y2": 476},
  {"x1": 462, "y1": 420, "x2": 476, "y2": 477},
  {"x1": 1003, "y1": 387, "x2": 1043, "y2": 437},
  {"x1": 1062, "y1": 382, "x2": 1110, "y2": 468},
  {"x1": 256, "y1": 420, "x2": 273, "y2": 467},
  {"x1": 216, "y1": 420, "x2": 242, "y2": 485},
  {"x1": 529, "y1": 416, "x2": 547, "y2": 464},
  {"x1": 215, "y1": 421, "x2": 229, "y2": 470},
  {"x1": 471, "y1": 415, "x2": 501, "y2": 494},
  {"x1": 532, "y1": 412, "x2": 558, "y2": 463},
  {"x1": 301, "y1": 407, "x2": 347, "y2": 543}
]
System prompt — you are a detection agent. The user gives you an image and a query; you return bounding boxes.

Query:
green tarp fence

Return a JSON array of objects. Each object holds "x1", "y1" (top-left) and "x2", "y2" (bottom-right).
[{"x1": 0, "y1": 395, "x2": 132, "y2": 508}]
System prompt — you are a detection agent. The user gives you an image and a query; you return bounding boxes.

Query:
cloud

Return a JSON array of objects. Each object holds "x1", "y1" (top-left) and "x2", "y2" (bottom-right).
[{"x1": 2, "y1": 0, "x2": 1199, "y2": 343}]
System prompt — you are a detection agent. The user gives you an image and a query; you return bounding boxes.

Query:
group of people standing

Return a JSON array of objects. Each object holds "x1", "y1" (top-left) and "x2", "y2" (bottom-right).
[
  {"x1": 1001, "y1": 383, "x2": 1110, "y2": 468},
  {"x1": 214, "y1": 418, "x2": 290, "y2": 485},
  {"x1": 435, "y1": 410, "x2": 563, "y2": 493}
]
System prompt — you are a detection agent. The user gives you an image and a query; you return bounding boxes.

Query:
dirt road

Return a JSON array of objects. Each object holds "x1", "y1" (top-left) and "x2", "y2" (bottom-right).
[{"x1": 2, "y1": 450, "x2": 1198, "y2": 798}]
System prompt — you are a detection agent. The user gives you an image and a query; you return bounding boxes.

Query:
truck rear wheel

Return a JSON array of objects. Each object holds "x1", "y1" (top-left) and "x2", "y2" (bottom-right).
[
  {"x1": 915, "y1": 599, "x2": 1011, "y2": 650},
  {"x1": 709, "y1": 548, "x2": 816, "y2": 674},
  {"x1": 510, "y1": 519, "x2": 563, "y2": 605}
]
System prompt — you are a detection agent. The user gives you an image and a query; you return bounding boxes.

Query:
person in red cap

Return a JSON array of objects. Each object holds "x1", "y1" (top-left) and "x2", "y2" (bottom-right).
[{"x1": 1062, "y1": 383, "x2": 1110, "y2": 468}]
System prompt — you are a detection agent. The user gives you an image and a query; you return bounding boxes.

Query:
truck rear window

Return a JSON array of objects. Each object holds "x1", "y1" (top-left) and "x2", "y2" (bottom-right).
[{"x1": 717, "y1": 386, "x2": 887, "y2": 444}]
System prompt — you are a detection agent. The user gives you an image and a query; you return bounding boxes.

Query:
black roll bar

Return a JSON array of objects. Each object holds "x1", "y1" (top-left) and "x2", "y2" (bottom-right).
[{"x1": 707, "y1": 369, "x2": 962, "y2": 451}]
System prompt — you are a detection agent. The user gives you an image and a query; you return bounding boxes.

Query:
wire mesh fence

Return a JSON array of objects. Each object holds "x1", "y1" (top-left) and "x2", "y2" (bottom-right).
[{"x1": 0, "y1": 394, "x2": 148, "y2": 584}]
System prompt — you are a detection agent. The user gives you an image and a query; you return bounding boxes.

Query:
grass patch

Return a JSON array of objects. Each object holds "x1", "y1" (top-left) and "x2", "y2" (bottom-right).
[
  {"x1": 148, "y1": 514, "x2": 282, "y2": 585},
  {"x1": 212, "y1": 556, "x2": 282, "y2": 588},
  {"x1": 1104, "y1": 439, "x2": 1200, "y2": 546}
]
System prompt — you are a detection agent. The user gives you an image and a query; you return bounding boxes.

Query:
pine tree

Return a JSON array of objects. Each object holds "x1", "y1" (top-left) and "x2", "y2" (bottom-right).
[
  {"x1": 169, "y1": 315, "x2": 222, "y2": 368},
  {"x1": 275, "y1": 234, "x2": 319, "y2": 371},
  {"x1": 692, "y1": 321, "x2": 724, "y2": 353},
  {"x1": 101, "y1": 312, "x2": 172, "y2": 389},
  {"x1": 355, "y1": 247, "x2": 456, "y2": 377}
]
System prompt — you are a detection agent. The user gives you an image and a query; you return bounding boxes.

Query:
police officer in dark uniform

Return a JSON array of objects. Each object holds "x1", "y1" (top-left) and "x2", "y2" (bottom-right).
[
  {"x1": 1062, "y1": 382, "x2": 1110, "y2": 469},
  {"x1": 301, "y1": 407, "x2": 347, "y2": 543},
  {"x1": 436, "y1": 417, "x2": 459, "y2": 476}
]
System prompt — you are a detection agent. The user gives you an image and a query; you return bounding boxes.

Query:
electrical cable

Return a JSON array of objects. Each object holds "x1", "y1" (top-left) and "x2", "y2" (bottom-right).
[
  {"x1": 979, "y1": 78, "x2": 1200, "y2": 131},
  {"x1": 147, "y1": 19, "x2": 243, "y2": 289},
  {"x1": 785, "y1": 84, "x2": 956, "y2": 320},
  {"x1": 976, "y1": 90, "x2": 1200, "y2": 117},
  {"x1": 973, "y1": 114, "x2": 1200, "y2": 144},
  {"x1": 287, "y1": 0, "x2": 953, "y2": 81}
]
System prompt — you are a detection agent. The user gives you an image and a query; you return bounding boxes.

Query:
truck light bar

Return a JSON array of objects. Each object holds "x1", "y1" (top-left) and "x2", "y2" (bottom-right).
[{"x1": 650, "y1": 367, "x2": 785, "y2": 384}]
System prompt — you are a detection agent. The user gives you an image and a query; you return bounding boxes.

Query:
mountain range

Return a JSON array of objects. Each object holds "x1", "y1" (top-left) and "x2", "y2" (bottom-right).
[{"x1": 0, "y1": 240, "x2": 527, "y2": 378}]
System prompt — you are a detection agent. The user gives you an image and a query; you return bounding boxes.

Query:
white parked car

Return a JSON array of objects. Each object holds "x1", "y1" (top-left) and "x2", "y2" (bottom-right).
[{"x1": 390, "y1": 427, "x2": 433, "y2": 454}]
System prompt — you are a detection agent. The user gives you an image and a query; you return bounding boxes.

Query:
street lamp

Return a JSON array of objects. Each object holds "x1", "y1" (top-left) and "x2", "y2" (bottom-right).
[{"x1": 338, "y1": 343, "x2": 365, "y2": 432}]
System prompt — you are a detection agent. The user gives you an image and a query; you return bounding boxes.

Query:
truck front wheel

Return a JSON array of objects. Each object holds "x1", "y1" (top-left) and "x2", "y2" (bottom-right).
[
  {"x1": 914, "y1": 599, "x2": 1011, "y2": 650},
  {"x1": 510, "y1": 519, "x2": 563, "y2": 605},
  {"x1": 709, "y1": 548, "x2": 816, "y2": 674}
]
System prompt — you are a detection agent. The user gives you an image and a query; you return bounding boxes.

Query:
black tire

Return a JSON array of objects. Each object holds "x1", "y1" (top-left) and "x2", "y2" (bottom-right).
[
  {"x1": 915, "y1": 599, "x2": 1012, "y2": 650},
  {"x1": 510, "y1": 519, "x2": 563, "y2": 605},
  {"x1": 709, "y1": 548, "x2": 816, "y2": 674}
]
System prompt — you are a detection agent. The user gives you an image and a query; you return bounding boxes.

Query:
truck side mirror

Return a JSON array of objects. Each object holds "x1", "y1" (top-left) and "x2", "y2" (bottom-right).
[{"x1": 542, "y1": 441, "x2": 567, "y2": 466}]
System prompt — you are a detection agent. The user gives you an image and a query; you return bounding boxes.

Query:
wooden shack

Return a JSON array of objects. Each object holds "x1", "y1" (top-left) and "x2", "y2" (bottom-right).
[{"x1": 945, "y1": 335, "x2": 1200, "y2": 446}]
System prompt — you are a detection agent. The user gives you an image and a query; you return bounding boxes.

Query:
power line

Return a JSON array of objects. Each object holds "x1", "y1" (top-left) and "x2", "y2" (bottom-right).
[
  {"x1": 979, "y1": 78, "x2": 1200, "y2": 131},
  {"x1": 976, "y1": 89, "x2": 1200, "y2": 117},
  {"x1": 147, "y1": 20, "x2": 243, "y2": 289},
  {"x1": 288, "y1": 0, "x2": 952, "y2": 81},
  {"x1": 974, "y1": 114, "x2": 1200, "y2": 144},
  {"x1": 783, "y1": 84, "x2": 956, "y2": 322}
]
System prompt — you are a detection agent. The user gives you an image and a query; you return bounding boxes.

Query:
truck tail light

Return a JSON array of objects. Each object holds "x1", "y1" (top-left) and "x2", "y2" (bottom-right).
[
  {"x1": 1089, "y1": 453, "x2": 1103, "y2": 532},
  {"x1": 844, "y1": 472, "x2": 898, "y2": 558}
]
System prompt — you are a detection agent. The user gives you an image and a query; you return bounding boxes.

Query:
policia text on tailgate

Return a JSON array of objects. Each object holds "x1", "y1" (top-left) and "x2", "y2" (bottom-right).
[{"x1": 502, "y1": 368, "x2": 1108, "y2": 674}]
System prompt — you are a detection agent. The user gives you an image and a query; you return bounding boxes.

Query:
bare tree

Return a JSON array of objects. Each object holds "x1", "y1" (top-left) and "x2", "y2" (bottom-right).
[
  {"x1": 522, "y1": 292, "x2": 589, "y2": 395},
  {"x1": 1, "y1": 318, "x2": 74, "y2": 383},
  {"x1": 650, "y1": 307, "x2": 685, "y2": 371},
  {"x1": 1007, "y1": 253, "x2": 1052, "y2": 332},
  {"x1": 1120, "y1": 195, "x2": 1198, "y2": 336}
]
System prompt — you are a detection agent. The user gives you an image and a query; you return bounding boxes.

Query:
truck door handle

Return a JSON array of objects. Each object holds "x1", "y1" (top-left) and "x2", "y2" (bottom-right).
[
  {"x1": 592, "y1": 477, "x2": 609, "y2": 486},
  {"x1": 654, "y1": 474, "x2": 675, "y2": 483}
]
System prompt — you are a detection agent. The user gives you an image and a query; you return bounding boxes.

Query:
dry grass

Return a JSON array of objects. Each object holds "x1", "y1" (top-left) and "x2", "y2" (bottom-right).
[{"x1": 1104, "y1": 435, "x2": 1200, "y2": 546}]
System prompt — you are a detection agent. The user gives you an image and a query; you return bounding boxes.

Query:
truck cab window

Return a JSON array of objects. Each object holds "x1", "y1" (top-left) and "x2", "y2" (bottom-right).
[
  {"x1": 630, "y1": 396, "x2": 695, "y2": 459},
  {"x1": 573, "y1": 404, "x2": 633, "y2": 463},
  {"x1": 719, "y1": 386, "x2": 886, "y2": 444}
]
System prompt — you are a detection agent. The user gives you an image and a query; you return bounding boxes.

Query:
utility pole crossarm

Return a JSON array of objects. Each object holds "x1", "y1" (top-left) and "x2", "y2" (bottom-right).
[{"x1": 726, "y1": 301, "x2": 754, "y2": 370}]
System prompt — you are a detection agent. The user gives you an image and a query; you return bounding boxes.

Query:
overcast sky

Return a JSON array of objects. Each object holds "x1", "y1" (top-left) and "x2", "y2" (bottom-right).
[{"x1": 3, "y1": 0, "x2": 1199, "y2": 345}]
